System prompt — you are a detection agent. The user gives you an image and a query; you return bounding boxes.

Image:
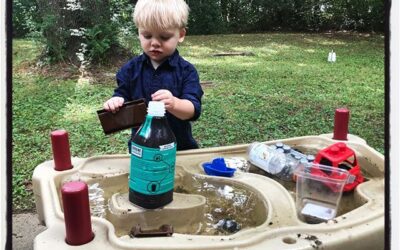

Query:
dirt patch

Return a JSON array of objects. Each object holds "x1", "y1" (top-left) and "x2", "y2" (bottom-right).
[
  {"x1": 14, "y1": 47, "x2": 135, "y2": 84},
  {"x1": 297, "y1": 233, "x2": 323, "y2": 249},
  {"x1": 213, "y1": 52, "x2": 255, "y2": 57}
]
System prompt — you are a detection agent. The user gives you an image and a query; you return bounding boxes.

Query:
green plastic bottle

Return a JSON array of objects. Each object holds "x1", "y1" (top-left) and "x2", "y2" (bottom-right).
[{"x1": 129, "y1": 101, "x2": 177, "y2": 209}]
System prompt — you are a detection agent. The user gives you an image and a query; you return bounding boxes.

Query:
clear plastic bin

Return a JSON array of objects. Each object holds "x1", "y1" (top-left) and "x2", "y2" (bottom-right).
[{"x1": 294, "y1": 163, "x2": 350, "y2": 223}]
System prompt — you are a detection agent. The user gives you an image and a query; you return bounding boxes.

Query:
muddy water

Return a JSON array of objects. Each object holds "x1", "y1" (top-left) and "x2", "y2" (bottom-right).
[
  {"x1": 85, "y1": 172, "x2": 267, "y2": 236},
  {"x1": 174, "y1": 175, "x2": 266, "y2": 235}
]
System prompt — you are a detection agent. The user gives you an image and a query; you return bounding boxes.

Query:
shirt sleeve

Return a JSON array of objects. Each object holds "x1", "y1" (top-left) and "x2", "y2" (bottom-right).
[
  {"x1": 112, "y1": 60, "x2": 135, "y2": 102},
  {"x1": 180, "y1": 64, "x2": 204, "y2": 121}
]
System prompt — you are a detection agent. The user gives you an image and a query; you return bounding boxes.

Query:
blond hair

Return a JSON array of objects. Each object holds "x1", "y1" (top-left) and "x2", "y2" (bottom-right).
[{"x1": 133, "y1": 0, "x2": 189, "y2": 30}]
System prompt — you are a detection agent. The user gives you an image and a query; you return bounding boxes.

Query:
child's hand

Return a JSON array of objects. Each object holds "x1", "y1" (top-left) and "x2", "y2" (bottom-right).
[
  {"x1": 151, "y1": 89, "x2": 176, "y2": 110},
  {"x1": 103, "y1": 96, "x2": 125, "y2": 113}
]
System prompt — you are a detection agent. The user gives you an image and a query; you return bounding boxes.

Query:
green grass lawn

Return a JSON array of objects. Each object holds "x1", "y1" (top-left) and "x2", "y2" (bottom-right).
[{"x1": 12, "y1": 32, "x2": 384, "y2": 211}]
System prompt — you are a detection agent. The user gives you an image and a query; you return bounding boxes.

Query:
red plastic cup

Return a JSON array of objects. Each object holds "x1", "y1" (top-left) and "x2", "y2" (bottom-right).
[
  {"x1": 61, "y1": 181, "x2": 94, "y2": 245},
  {"x1": 333, "y1": 108, "x2": 349, "y2": 140},
  {"x1": 50, "y1": 130, "x2": 73, "y2": 171}
]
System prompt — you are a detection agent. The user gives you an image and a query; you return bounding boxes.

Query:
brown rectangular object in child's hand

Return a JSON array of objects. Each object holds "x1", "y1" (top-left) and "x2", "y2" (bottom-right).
[{"x1": 97, "y1": 99, "x2": 147, "y2": 135}]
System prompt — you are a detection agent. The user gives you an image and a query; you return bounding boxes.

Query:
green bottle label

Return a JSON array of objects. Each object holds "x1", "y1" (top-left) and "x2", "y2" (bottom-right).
[{"x1": 129, "y1": 142, "x2": 176, "y2": 195}]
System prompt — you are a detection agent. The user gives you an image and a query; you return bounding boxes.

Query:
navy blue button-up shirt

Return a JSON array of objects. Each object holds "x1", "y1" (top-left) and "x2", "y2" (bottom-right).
[{"x1": 112, "y1": 50, "x2": 203, "y2": 150}]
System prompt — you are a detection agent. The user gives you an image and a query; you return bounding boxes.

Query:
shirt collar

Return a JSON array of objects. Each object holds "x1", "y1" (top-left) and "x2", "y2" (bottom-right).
[{"x1": 139, "y1": 49, "x2": 180, "y2": 68}]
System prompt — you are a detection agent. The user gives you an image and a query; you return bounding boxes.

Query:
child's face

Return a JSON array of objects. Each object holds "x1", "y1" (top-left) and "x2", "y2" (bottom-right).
[{"x1": 138, "y1": 27, "x2": 186, "y2": 64}]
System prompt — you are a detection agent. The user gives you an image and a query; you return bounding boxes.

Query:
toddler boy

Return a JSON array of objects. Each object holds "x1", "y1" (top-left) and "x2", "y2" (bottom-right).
[{"x1": 103, "y1": 0, "x2": 203, "y2": 150}]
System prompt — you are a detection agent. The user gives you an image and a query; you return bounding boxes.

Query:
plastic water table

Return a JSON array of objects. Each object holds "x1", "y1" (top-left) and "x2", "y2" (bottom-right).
[{"x1": 32, "y1": 132, "x2": 384, "y2": 250}]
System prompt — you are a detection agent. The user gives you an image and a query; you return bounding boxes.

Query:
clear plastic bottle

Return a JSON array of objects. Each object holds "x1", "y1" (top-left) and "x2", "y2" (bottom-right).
[
  {"x1": 248, "y1": 142, "x2": 314, "y2": 181},
  {"x1": 276, "y1": 145, "x2": 297, "y2": 181},
  {"x1": 247, "y1": 142, "x2": 287, "y2": 175}
]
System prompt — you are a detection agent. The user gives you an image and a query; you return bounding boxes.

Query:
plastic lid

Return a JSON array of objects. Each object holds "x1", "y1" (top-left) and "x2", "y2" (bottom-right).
[
  {"x1": 283, "y1": 145, "x2": 291, "y2": 153},
  {"x1": 147, "y1": 101, "x2": 165, "y2": 116},
  {"x1": 306, "y1": 155, "x2": 315, "y2": 162}
]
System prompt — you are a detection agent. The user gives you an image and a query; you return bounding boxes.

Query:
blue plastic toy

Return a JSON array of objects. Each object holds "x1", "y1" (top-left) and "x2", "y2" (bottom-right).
[{"x1": 202, "y1": 158, "x2": 236, "y2": 177}]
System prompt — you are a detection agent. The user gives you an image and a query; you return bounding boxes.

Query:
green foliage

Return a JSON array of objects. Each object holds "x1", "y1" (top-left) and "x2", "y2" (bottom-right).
[
  {"x1": 12, "y1": 0, "x2": 384, "y2": 71},
  {"x1": 85, "y1": 23, "x2": 119, "y2": 63},
  {"x1": 110, "y1": 0, "x2": 137, "y2": 36},
  {"x1": 13, "y1": 0, "x2": 384, "y2": 41},
  {"x1": 325, "y1": 0, "x2": 384, "y2": 31},
  {"x1": 12, "y1": 0, "x2": 40, "y2": 37},
  {"x1": 185, "y1": 0, "x2": 384, "y2": 33},
  {"x1": 31, "y1": 0, "x2": 134, "y2": 64},
  {"x1": 38, "y1": 14, "x2": 69, "y2": 63},
  {"x1": 12, "y1": 33, "x2": 384, "y2": 211},
  {"x1": 186, "y1": 0, "x2": 226, "y2": 35}
]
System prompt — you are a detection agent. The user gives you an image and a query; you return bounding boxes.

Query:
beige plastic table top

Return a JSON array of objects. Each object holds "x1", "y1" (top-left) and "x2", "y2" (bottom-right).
[{"x1": 32, "y1": 134, "x2": 384, "y2": 250}]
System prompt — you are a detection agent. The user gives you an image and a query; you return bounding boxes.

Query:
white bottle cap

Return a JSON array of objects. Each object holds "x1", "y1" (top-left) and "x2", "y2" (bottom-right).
[{"x1": 147, "y1": 101, "x2": 165, "y2": 116}]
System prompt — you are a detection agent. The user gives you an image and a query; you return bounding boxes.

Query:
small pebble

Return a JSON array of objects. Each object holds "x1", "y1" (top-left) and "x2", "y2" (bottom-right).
[{"x1": 218, "y1": 219, "x2": 241, "y2": 233}]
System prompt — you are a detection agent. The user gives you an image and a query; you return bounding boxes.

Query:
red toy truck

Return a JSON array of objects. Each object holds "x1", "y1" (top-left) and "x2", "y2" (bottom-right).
[{"x1": 312, "y1": 142, "x2": 364, "y2": 192}]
